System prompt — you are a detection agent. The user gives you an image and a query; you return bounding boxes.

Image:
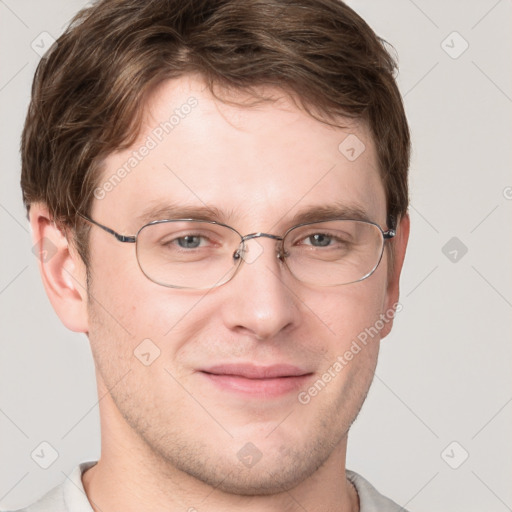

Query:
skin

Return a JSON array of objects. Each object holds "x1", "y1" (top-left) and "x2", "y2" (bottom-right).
[{"x1": 30, "y1": 74, "x2": 409, "y2": 512}]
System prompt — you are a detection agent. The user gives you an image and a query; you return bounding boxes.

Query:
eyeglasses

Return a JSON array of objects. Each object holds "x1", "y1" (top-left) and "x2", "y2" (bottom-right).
[{"x1": 78, "y1": 213, "x2": 396, "y2": 290}]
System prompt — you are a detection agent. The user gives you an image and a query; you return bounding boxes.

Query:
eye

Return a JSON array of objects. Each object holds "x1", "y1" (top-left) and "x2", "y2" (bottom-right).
[
  {"x1": 304, "y1": 233, "x2": 333, "y2": 247},
  {"x1": 158, "y1": 231, "x2": 219, "y2": 251},
  {"x1": 175, "y1": 235, "x2": 204, "y2": 249},
  {"x1": 290, "y1": 227, "x2": 354, "y2": 255}
]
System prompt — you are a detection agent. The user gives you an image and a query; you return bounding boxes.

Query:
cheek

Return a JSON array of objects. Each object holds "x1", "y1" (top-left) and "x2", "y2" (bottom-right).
[
  {"x1": 86, "y1": 267, "x2": 203, "y2": 406},
  {"x1": 303, "y1": 276, "x2": 388, "y2": 345},
  {"x1": 86, "y1": 253, "x2": 219, "y2": 378}
]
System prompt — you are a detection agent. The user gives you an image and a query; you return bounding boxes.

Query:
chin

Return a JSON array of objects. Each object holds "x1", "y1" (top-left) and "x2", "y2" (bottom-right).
[{"x1": 165, "y1": 433, "x2": 338, "y2": 497}]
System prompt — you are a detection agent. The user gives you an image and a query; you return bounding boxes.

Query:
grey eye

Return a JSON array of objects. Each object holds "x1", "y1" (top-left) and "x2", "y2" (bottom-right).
[
  {"x1": 176, "y1": 235, "x2": 202, "y2": 248},
  {"x1": 307, "y1": 234, "x2": 332, "y2": 247}
]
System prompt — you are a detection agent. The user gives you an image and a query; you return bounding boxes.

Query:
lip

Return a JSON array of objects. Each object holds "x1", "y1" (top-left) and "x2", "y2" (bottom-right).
[
  {"x1": 198, "y1": 364, "x2": 313, "y2": 397},
  {"x1": 202, "y1": 363, "x2": 310, "y2": 379}
]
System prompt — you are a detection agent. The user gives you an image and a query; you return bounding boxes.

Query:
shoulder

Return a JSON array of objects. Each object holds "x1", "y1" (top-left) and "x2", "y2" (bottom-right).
[
  {"x1": 3, "y1": 461, "x2": 98, "y2": 512},
  {"x1": 347, "y1": 469, "x2": 410, "y2": 512}
]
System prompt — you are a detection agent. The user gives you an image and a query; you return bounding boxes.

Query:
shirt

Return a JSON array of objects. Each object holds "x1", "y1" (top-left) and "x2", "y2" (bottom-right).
[{"x1": 6, "y1": 460, "x2": 409, "y2": 512}]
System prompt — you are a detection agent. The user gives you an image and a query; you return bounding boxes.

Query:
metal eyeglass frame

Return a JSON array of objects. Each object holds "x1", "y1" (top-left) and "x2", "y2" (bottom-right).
[{"x1": 77, "y1": 212, "x2": 397, "y2": 288}]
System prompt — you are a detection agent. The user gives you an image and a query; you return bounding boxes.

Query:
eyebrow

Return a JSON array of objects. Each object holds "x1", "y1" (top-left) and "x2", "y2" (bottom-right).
[
  {"x1": 135, "y1": 200, "x2": 373, "y2": 229},
  {"x1": 136, "y1": 202, "x2": 231, "y2": 225},
  {"x1": 289, "y1": 203, "x2": 372, "y2": 225}
]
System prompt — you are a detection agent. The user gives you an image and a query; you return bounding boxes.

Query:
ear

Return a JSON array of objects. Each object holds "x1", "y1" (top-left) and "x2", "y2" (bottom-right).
[
  {"x1": 29, "y1": 203, "x2": 89, "y2": 333},
  {"x1": 380, "y1": 212, "x2": 410, "y2": 339}
]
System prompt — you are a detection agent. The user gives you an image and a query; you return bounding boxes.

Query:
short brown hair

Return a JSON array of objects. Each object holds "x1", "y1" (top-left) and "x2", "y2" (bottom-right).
[{"x1": 21, "y1": 0, "x2": 410, "y2": 267}]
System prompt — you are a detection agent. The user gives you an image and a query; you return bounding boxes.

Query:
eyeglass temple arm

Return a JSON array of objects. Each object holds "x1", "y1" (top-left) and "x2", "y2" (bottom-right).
[
  {"x1": 383, "y1": 215, "x2": 397, "y2": 239},
  {"x1": 77, "y1": 213, "x2": 136, "y2": 243}
]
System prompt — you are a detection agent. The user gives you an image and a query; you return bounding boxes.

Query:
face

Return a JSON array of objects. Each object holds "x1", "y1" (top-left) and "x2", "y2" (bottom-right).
[{"x1": 85, "y1": 74, "x2": 400, "y2": 494}]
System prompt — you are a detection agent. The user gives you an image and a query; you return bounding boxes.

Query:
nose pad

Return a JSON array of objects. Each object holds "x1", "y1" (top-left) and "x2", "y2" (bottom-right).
[
  {"x1": 277, "y1": 244, "x2": 288, "y2": 262},
  {"x1": 232, "y1": 245, "x2": 243, "y2": 261},
  {"x1": 238, "y1": 239, "x2": 265, "y2": 264},
  {"x1": 233, "y1": 238, "x2": 286, "y2": 266}
]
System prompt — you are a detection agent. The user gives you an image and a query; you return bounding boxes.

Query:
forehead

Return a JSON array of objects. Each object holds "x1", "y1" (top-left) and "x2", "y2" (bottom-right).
[{"x1": 94, "y1": 75, "x2": 386, "y2": 231}]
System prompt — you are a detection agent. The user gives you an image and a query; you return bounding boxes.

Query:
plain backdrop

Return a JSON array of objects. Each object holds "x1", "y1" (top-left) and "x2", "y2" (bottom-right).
[{"x1": 1, "y1": 1, "x2": 511, "y2": 511}]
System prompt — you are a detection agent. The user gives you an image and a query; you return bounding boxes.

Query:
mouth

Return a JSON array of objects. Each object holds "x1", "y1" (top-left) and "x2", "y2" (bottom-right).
[{"x1": 198, "y1": 364, "x2": 314, "y2": 397}]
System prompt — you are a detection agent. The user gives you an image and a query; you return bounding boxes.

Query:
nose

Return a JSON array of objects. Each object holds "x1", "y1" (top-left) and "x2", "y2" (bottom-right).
[{"x1": 220, "y1": 237, "x2": 299, "y2": 340}]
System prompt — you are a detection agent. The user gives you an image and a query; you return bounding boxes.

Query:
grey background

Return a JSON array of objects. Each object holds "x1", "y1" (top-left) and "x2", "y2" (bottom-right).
[{"x1": 1, "y1": 1, "x2": 511, "y2": 510}]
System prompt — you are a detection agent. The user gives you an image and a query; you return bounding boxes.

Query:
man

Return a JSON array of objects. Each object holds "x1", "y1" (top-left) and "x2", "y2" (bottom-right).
[{"x1": 16, "y1": 0, "x2": 410, "y2": 510}]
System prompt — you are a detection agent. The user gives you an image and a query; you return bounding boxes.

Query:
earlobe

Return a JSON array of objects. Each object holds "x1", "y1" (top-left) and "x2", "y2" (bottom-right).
[
  {"x1": 380, "y1": 212, "x2": 410, "y2": 339},
  {"x1": 29, "y1": 203, "x2": 89, "y2": 334}
]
